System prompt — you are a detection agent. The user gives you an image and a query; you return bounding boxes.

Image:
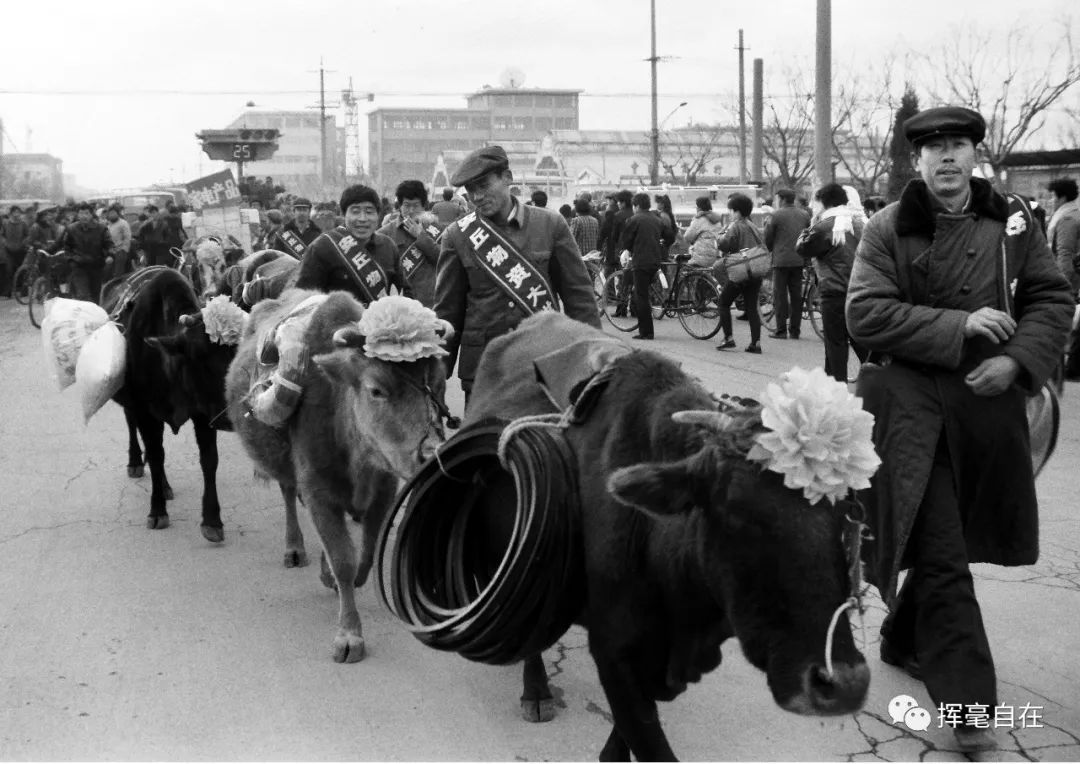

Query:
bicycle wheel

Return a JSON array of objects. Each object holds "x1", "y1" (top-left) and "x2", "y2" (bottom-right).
[
  {"x1": 846, "y1": 344, "x2": 863, "y2": 385},
  {"x1": 677, "y1": 273, "x2": 724, "y2": 340},
  {"x1": 805, "y1": 283, "x2": 824, "y2": 339},
  {"x1": 758, "y1": 276, "x2": 776, "y2": 332},
  {"x1": 12, "y1": 265, "x2": 35, "y2": 305},
  {"x1": 28, "y1": 276, "x2": 51, "y2": 328},
  {"x1": 650, "y1": 270, "x2": 666, "y2": 320},
  {"x1": 600, "y1": 269, "x2": 638, "y2": 332},
  {"x1": 587, "y1": 261, "x2": 605, "y2": 301}
]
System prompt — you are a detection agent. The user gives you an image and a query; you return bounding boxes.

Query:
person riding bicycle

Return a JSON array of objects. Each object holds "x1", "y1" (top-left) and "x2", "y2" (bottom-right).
[
  {"x1": 683, "y1": 196, "x2": 724, "y2": 269},
  {"x1": 59, "y1": 202, "x2": 115, "y2": 304}
]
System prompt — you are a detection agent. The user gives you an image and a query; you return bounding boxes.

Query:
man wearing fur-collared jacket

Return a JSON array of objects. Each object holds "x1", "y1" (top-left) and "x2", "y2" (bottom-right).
[{"x1": 846, "y1": 106, "x2": 1074, "y2": 754}]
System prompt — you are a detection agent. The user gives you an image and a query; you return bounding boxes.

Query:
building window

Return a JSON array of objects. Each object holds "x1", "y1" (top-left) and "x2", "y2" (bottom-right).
[
  {"x1": 495, "y1": 95, "x2": 513, "y2": 107},
  {"x1": 472, "y1": 116, "x2": 489, "y2": 130},
  {"x1": 513, "y1": 118, "x2": 531, "y2": 131},
  {"x1": 493, "y1": 118, "x2": 511, "y2": 131},
  {"x1": 455, "y1": 119, "x2": 469, "y2": 130},
  {"x1": 554, "y1": 117, "x2": 575, "y2": 129},
  {"x1": 535, "y1": 116, "x2": 552, "y2": 131},
  {"x1": 537, "y1": 95, "x2": 554, "y2": 108}
]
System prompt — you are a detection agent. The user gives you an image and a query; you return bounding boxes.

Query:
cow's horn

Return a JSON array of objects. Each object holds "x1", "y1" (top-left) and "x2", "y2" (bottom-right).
[
  {"x1": 333, "y1": 325, "x2": 365, "y2": 348},
  {"x1": 433, "y1": 319, "x2": 455, "y2": 340},
  {"x1": 672, "y1": 410, "x2": 735, "y2": 431},
  {"x1": 178, "y1": 313, "x2": 197, "y2": 327}
]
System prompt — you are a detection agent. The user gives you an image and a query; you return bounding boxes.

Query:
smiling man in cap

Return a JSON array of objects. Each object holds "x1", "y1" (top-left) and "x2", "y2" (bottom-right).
[
  {"x1": 433, "y1": 145, "x2": 601, "y2": 405},
  {"x1": 846, "y1": 106, "x2": 1073, "y2": 753},
  {"x1": 272, "y1": 196, "x2": 321, "y2": 259}
]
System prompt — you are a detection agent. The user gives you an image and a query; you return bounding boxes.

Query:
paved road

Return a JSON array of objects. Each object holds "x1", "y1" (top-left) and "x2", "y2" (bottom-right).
[{"x1": 1, "y1": 298, "x2": 1077, "y2": 761}]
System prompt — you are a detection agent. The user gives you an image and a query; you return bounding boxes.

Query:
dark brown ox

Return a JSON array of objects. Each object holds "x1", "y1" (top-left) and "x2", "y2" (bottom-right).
[
  {"x1": 224, "y1": 289, "x2": 446, "y2": 662},
  {"x1": 465, "y1": 312, "x2": 870, "y2": 761},
  {"x1": 101, "y1": 267, "x2": 236, "y2": 541}
]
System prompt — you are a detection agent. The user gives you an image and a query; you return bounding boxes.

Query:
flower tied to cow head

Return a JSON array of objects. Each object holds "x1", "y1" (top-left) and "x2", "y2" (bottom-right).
[
  {"x1": 356, "y1": 295, "x2": 454, "y2": 363},
  {"x1": 745, "y1": 367, "x2": 881, "y2": 505},
  {"x1": 195, "y1": 238, "x2": 225, "y2": 266},
  {"x1": 200, "y1": 295, "x2": 246, "y2": 345}
]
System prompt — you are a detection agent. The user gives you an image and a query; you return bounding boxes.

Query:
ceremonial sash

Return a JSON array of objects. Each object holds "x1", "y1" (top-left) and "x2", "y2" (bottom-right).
[
  {"x1": 276, "y1": 229, "x2": 307, "y2": 260},
  {"x1": 456, "y1": 212, "x2": 559, "y2": 314},
  {"x1": 398, "y1": 222, "x2": 443, "y2": 284},
  {"x1": 328, "y1": 228, "x2": 389, "y2": 305}
]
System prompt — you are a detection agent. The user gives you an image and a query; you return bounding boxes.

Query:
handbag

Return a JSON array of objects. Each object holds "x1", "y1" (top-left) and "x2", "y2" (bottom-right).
[{"x1": 722, "y1": 222, "x2": 771, "y2": 284}]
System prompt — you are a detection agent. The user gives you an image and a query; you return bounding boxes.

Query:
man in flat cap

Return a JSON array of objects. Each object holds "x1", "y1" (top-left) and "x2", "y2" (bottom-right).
[
  {"x1": 273, "y1": 197, "x2": 321, "y2": 259},
  {"x1": 846, "y1": 106, "x2": 1074, "y2": 753},
  {"x1": 433, "y1": 145, "x2": 601, "y2": 405}
]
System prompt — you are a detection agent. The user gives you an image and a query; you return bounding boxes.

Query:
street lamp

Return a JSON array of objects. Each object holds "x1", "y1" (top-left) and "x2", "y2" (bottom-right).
[{"x1": 651, "y1": 101, "x2": 687, "y2": 186}]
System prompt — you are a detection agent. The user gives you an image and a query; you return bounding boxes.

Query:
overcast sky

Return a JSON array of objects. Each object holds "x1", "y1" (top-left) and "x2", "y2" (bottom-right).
[{"x1": 0, "y1": 0, "x2": 1075, "y2": 192}]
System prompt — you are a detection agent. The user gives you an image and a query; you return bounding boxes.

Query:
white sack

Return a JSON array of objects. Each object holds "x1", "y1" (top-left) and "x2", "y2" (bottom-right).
[
  {"x1": 75, "y1": 322, "x2": 127, "y2": 424},
  {"x1": 40, "y1": 298, "x2": 109, "y2": 390}
]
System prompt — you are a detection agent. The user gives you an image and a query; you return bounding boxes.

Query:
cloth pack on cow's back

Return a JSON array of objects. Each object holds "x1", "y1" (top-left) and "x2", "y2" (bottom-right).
[
  {"x1": 40, "y1": 298, "x2": 110, "y2": 390},
  {"x1": 248, "y1": 294, "x2": 328, "y2": 427},
  {"x1": 75, "y1": 322, "x2": 127, "y2": 425}
]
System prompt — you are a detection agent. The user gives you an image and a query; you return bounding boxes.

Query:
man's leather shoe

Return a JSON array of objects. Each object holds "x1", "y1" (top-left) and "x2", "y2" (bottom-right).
[
  {"x1": 955, "y1": 727, "x2": 998, "y2": 753},
  {"x1": 716, "y1": 338, "x2": 736, "y2": 350},
  {"x1": 631, "y1": 333, "x2": 653, "y2": 340},
  {"x1": 880, "y1": 638, "x2": 921, "y2": 680},
  {"x1": 769, "y1": 331, "x2": 788, "y2": 339}
]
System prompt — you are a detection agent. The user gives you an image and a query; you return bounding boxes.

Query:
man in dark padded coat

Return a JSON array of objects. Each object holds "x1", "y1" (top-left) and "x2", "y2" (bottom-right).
[
  {"x1": 846, "y1": 106, "x2": 1073, "y2": 754},
  {"x1": 433, "y1": 145, "x2": 600, "y2": 405}
]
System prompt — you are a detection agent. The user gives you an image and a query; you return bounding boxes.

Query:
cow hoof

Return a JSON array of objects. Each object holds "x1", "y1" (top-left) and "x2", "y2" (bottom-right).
[
  {"x1": 200, "y1": 525, "x2": 224, "y2": 543},
  {"x1": 520, "y1": 698, "x2": 557, "y2": 723},
  {"x1": 332, "y1": 634, "x2": 365, "y2": 663},
  {"x1": 127, "y1": 465, "x2": 144, "y2": 478},
  {"x1": 146, "y1": 515, "x2": 170, "y2": 530},
  {"x1": 283, "y1": 550, "x2": 309, "y2": 568}
]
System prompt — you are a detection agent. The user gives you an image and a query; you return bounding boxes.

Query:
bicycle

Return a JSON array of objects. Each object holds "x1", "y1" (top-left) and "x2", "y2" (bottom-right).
[
  {"x1": 758, "y1": 263, "x2": 823, "y2": 339},
  {"x1": 600, "y1": 255, "x2": 724, "y2": 340},
  {"x1": 28, "y1": 250, "x2": 73, "y2": 328},
  {"x1": 582, "y1": 249, "x2": 606, "y2": 303}
]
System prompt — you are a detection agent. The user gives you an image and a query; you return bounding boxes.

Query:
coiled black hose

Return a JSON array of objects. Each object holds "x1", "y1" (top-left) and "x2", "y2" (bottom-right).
[{"x1": 376, "y1": 418, "x2": 584, "y2": 665}]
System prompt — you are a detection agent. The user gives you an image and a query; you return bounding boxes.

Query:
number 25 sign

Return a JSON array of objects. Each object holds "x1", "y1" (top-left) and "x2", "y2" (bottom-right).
[{"x1": 232, "y1": 143, "x2": 252, "y2": 160}]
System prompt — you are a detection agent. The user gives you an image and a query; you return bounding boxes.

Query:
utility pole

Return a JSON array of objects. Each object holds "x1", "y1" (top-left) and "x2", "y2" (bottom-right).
[
  {"x1": 649, "y1": 0, "x2": 659, "y2": 185},
  {"x1": 752, "y1": 58, "x2": 763, "y2": 183},
  {"x1": 319, "y1": 57, "x2": 327, "y2": 186},
  {"x1": 736, "y1": 30, "x2": 748, "y2": 184},
  {"x1": 815, "y1": 0, "x2": 833, "y2": 187}
]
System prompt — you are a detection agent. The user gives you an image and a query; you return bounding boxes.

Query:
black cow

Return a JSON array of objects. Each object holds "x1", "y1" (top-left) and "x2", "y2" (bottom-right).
[
  {"x1": 465, "y1": 312, "x2": 870, "y2": 761},
  {"x1": 101, "y1": 268, "x2": 238, "y2": 541}
]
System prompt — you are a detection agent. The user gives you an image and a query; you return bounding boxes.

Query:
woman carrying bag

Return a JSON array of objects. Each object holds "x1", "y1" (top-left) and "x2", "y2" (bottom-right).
[{"x1": 715, "y1": 193, "x2": 768, "y2": 353}]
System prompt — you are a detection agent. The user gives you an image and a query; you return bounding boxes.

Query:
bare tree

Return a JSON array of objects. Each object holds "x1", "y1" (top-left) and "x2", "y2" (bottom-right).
[
  {"x1": 654, "y1": 126, "x2": 734, "y2": 185},
  {"x1": 921, "y1": 18, "x2": 1080, "y2": 180},
  {"x1": 830, "y1": 57, "x2": 902, "y2": 197}
]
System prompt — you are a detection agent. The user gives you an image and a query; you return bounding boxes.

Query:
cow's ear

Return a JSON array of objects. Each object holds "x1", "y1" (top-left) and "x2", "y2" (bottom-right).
[
  {"x1": 607, "y1": 457, "x2": 698, "y2": 518},
  {"x1": 313, "y1": 348, "x2": 361, "y2": 386}
]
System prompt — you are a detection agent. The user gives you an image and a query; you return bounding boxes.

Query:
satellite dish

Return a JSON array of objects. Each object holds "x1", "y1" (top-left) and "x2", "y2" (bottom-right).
[{"x1": 499, "y1": 68, "x2": 527, "y2": 89}]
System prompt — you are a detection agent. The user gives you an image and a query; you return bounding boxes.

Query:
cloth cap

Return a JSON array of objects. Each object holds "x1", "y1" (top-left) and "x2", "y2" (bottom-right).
[
  {"x1": 904, "y1": 106, "x2": 986, "y2": 147},
  {"x1": 292, "y1": 197, "x2": 312, "y2": 209},
  {"x1": 450, "y1": 145, "x2": 510, "y2": 187}
]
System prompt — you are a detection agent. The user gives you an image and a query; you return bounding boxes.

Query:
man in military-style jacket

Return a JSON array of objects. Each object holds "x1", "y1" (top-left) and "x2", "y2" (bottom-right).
[
  {"x1": 846, "y1": 106, "x2": 1073, "y2": 754},
  {"x1": 433, "y1": 145, "x2": 601, "y2": 403}
]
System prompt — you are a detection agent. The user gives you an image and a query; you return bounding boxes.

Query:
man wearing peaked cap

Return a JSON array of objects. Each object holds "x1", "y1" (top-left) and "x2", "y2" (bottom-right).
[
  {"x1": 902, "y1": 106, "x2": 986, "y2": 148},
  {"x1": 434, "y1": 145, "x2": 601, "y2": 405},
  {"x1": 845, "y1": 106, "x2": 1073, "y2": 754}
]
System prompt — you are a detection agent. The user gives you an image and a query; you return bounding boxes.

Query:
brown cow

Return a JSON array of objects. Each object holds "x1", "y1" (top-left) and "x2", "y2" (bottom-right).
[
  {"x1": 224, "y1": 290, "x2": 449, "y2": 662},
  {"x1": 464, "y1": 312, "x2": 872, "y2": 760}
]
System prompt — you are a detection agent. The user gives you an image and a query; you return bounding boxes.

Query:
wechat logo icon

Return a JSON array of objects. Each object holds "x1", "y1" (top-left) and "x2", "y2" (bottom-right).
[{"x1": 889, "y1": 695, "x2": 932, "y2": 732}]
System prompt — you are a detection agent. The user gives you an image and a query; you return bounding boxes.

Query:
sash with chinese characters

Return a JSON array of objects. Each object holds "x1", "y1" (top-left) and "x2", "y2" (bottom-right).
[
  {"x1": 456, "y1": 211, "x2": 559, "y2": 314},
  {"x1": 398, "y1": 222, "x2": 443, "y2": 284},
  {"x1": 276, "y1": 229, "x2": 307, "y2": 260},
  {"x1": 328, "y1": 227, "x2": 388, "y2": 305}
]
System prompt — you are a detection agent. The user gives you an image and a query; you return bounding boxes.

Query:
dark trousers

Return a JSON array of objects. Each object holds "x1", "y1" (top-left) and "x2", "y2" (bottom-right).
[
  {"x1": 632, "y1": 266, "x2": 658, "y2": 338},
  {"x1": 772, "y1": 265, "x2": 804, "y2": 336},
  {"x1": 70, "y1": 265, "x2": 104, "y2": 304},
  {"x1": 881, "y1": 436, "x2": 997, "y2": 714},
  {"x1": 1, "y1": 249, "x2": 24, "y2": 295},
  {"x1": 719, "y1": 278, "x2": 761, "y2": 343},
  {"x1": 820, "y1": 293, "x2": 867, "y2": 382}
]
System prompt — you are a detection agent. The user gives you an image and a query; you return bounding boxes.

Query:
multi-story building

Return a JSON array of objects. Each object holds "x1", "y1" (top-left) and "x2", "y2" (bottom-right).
[
  {"x1": 0, "y1": 153, "x2": 65, "y2": 202},
  {"x1": 224, "y1": 108, "x2": 346, "y2": 197},
  {"x1": 368, "y1": 86, "x2": 581, "y2": 194}
]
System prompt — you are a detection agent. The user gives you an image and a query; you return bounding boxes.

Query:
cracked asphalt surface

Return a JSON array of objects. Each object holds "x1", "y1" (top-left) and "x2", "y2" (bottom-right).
[{"x1": 1, "y1": 298, "x2": 1077, "y2": 761}]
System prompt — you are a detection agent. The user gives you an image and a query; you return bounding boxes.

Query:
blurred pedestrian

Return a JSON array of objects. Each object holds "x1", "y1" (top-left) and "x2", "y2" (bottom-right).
[
  {"x1": 653, "y1": 194, "x2": 678, "y2": 253},
  {"x1": 432, "y1": 188, "x2": 462, "y2": 225},
  {"x1": 60, "y1": 202, "x2": 115, "y2": 303},
  {"x1": 1047, "y1": 177, "x2": 1080, "y2": 379},
  {"x1": 105, "y1": 204, "x2": 132, "y2": 279},
  {"x1": 684, "y1": 196, "x2": 723, "y2": 269},
  {"x1": 715, "y1": 193, "x2": 765, "y2": 353},
  {"x1": 530, "y1": 189, "x2": 548, "y2": 208},
  {"x1": 1, "y1": 205, "x2": 31, "y2": 297},
  {"x1": 619, "y1": 192, "x2": 665, "y2": 340},
  {"x1": 764, "y1": 188, "x2": 811, "y2": 339},
  {"x1": 569, "y1": 197, "x2": 599, "y2": 255}
]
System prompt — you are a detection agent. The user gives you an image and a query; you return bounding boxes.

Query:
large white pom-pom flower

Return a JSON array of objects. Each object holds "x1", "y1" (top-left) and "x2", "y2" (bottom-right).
[
  {"x1": 200, "y1": 295, "x2": 246, "y2": 345},
  {"x1": 746, "y1": 366, "x2": 881, "y2": 505},
  {"x1": 357, "y1": 295, "x2": 454, "y2": 362}
]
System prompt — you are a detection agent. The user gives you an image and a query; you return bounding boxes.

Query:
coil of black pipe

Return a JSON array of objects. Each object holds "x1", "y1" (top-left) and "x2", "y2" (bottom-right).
[{"x1": 375, "y1": 418, "x2": 584, "y2": 665}]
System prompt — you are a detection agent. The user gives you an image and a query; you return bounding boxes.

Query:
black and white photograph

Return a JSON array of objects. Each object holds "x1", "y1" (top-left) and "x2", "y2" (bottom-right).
[{"x1": 1, "y1": 0, "x2": 1078, "y2": 760}]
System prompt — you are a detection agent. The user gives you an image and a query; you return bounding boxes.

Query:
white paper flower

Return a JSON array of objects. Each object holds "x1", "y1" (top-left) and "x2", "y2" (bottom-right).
[
  {"x1": 1005, "y1": 210, "x2": 1027, "y2": 237},
  {"x1": 357, "y1": 295, "x2": 454, "y2": 363},
  {"x1": 200, "y1": 295, "x2": 246, "y2": 345},
  {"x1": 746, "y1": 366, "x2": 881, "y2": 505}
]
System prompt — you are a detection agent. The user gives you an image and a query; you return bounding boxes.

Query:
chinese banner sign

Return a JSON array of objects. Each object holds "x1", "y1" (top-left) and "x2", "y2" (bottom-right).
[{"x1": 185, "y1": 170, "x2": 242, "y2": 211}]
